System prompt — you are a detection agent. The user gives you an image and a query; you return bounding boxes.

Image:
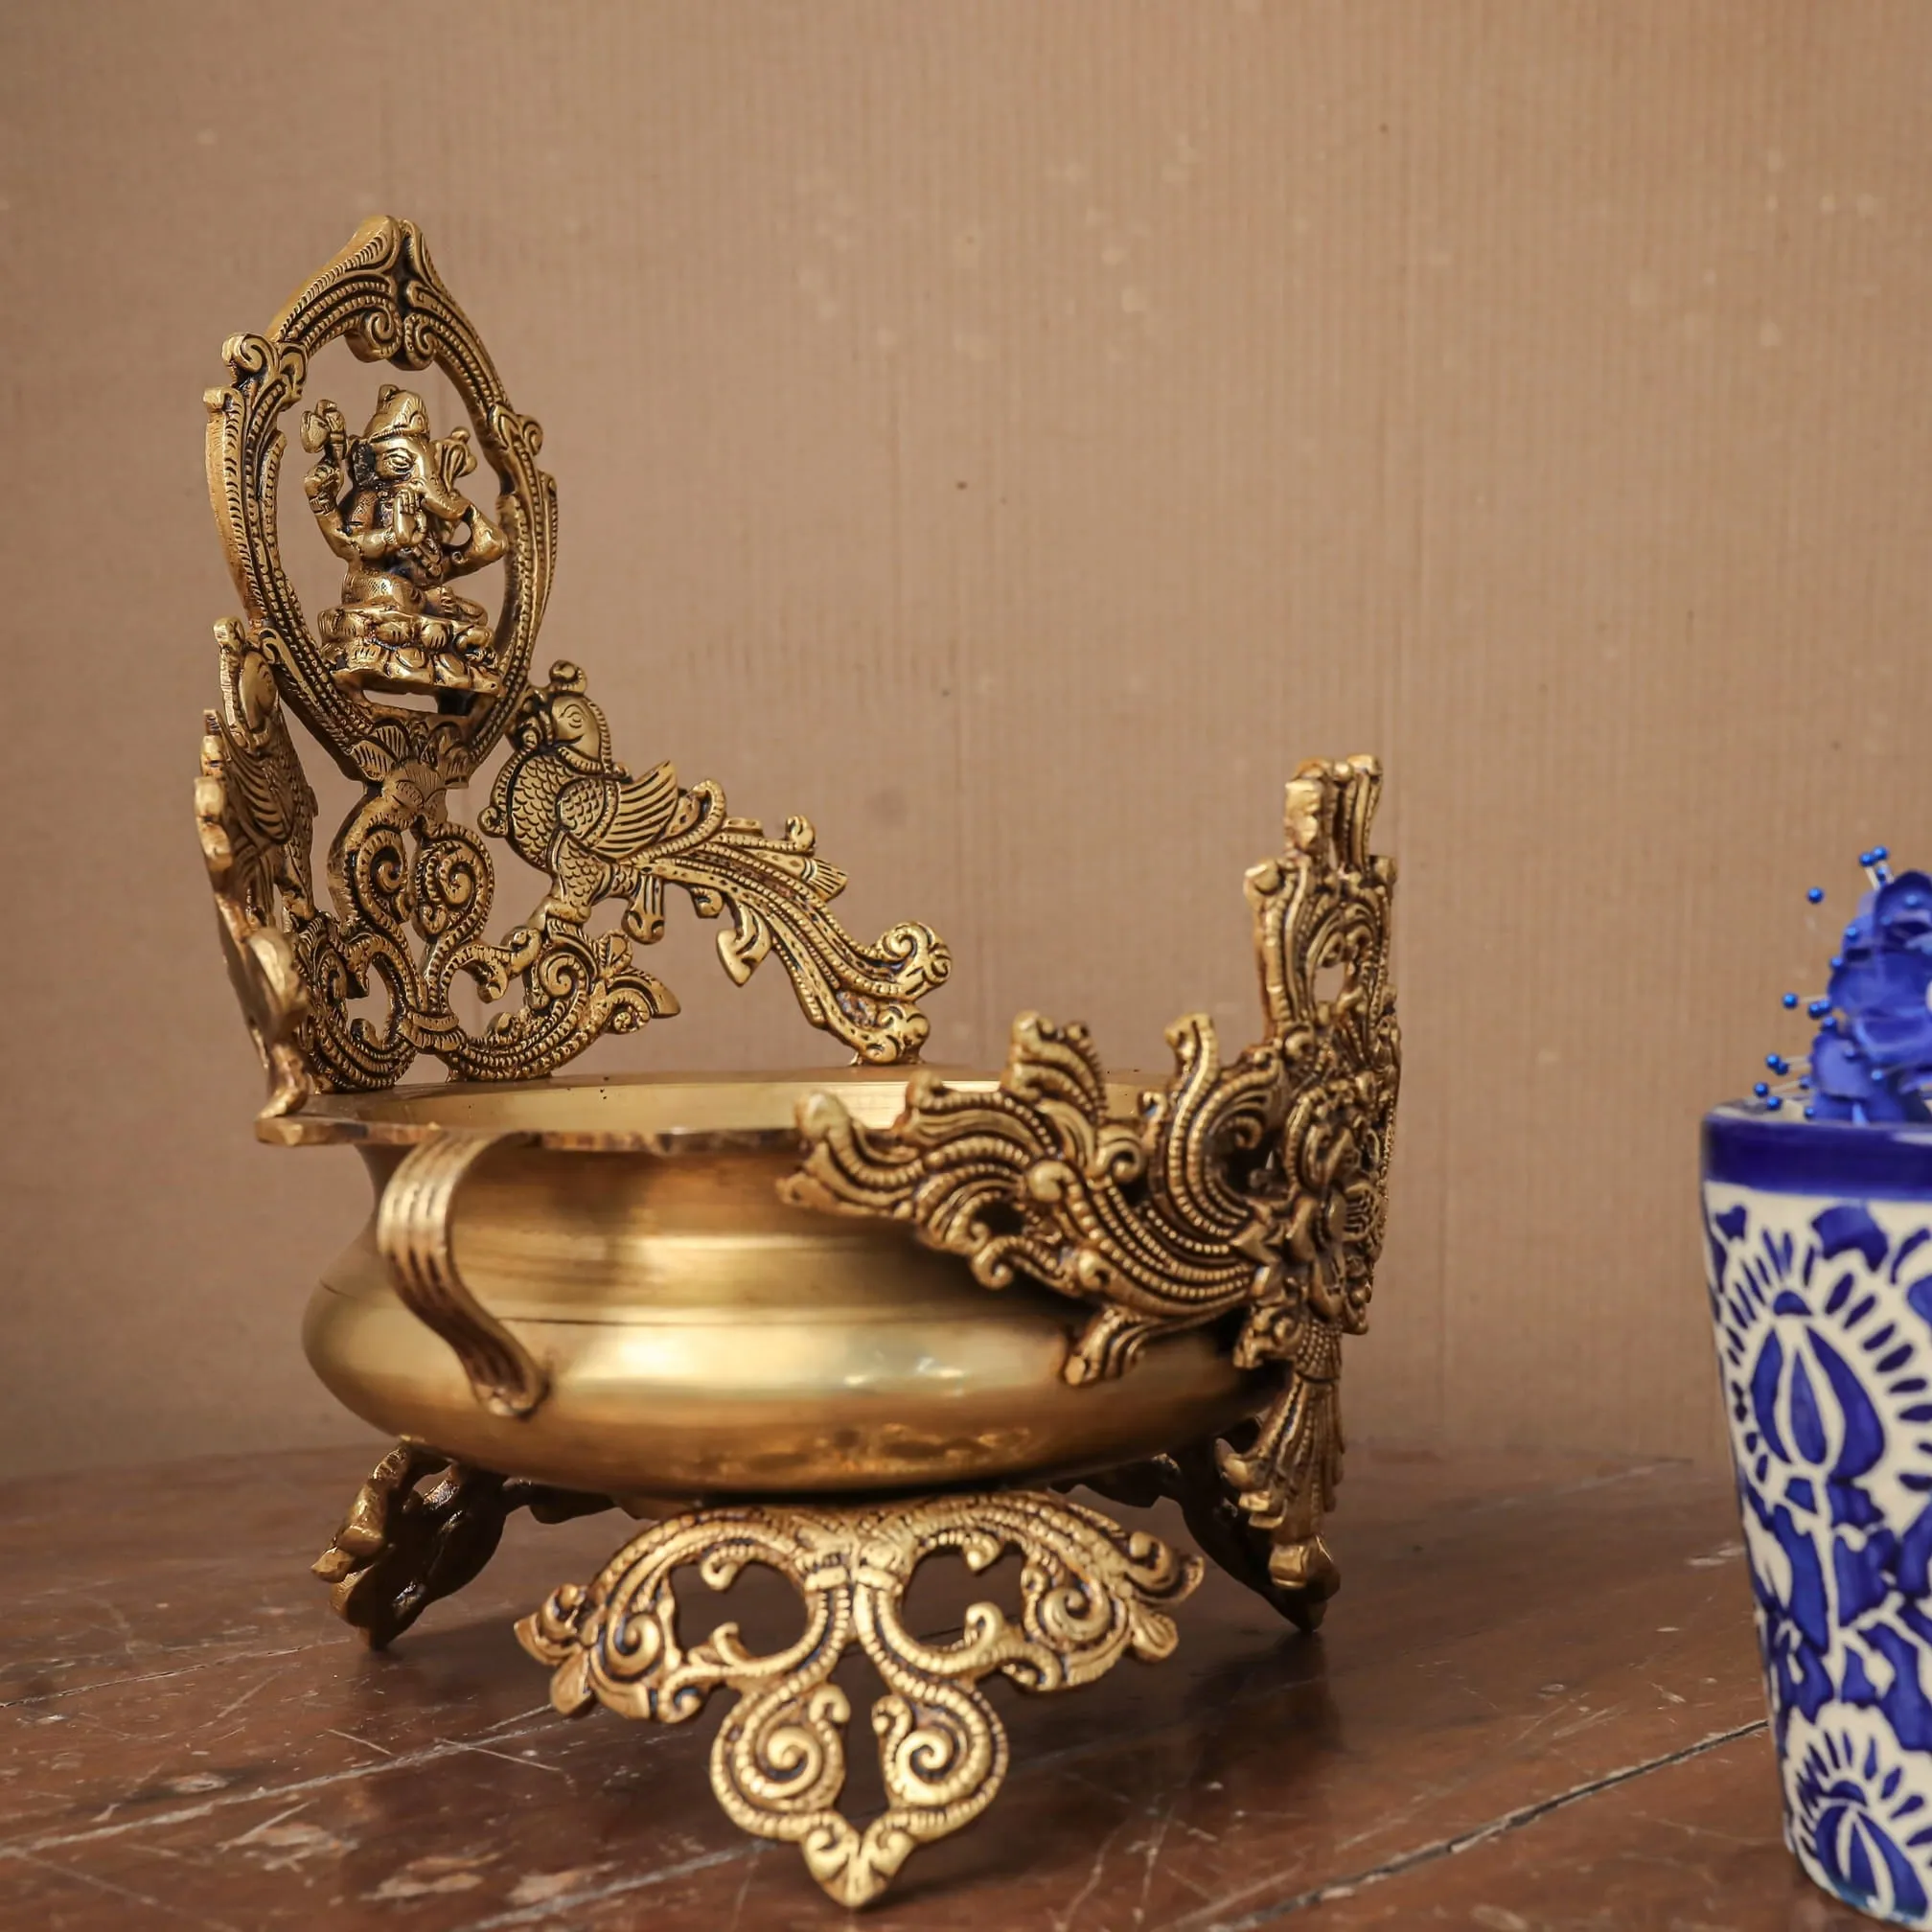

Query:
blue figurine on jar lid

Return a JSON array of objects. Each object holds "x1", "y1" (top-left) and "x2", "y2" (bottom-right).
[{"x1": 1756, "y1": 853, "x2": 1932, "y2": 1125}]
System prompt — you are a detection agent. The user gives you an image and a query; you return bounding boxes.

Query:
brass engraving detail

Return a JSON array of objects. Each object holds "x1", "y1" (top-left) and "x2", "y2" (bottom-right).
[
  {"x1": 197, "y1": 225, "x2": 1402, "y2": 1909},
  {"x1": 787, "y1": 756, "x2": 1398, "y2": 1605},
  {"x1": 196, "y1": 620, "x2": 318, "y2": 1118},
  {"x1": 1077, "y1": 1327, "x2": 1346, "y2": 1629},
  {"x1": 205, "y1": 218, "x2": 552, "y2": 785},
  {"x1": 479, "y1": 662, "x2": 950, "y2": 1062},
  {"x1": 518, "y1": 1493, "x2": 1201, "y2": 1908},
  {"x1": 304, "y1": 385, "x2": 510, "y2": 698},
  {"x1": 200, "y1": 218, "x2": 949, "y2": 1116}
]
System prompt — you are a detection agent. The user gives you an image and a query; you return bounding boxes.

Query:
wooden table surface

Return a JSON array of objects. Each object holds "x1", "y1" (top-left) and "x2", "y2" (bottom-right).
[{"x1": 0, "y1": 1442, "x2": 1877, "y2": 1929}]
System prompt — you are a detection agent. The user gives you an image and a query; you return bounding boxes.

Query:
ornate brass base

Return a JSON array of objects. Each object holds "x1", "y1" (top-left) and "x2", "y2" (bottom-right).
[
  {"x1": 313, "y1": 1405, "x2": 1344, "y2": 1902},
  {"x1": 1082, "y1": 1442, "x2": 1337, "y2": 1634},
  {"x1": 1084, "y1": 1347, "x2": 1350, "y2": 1635},
  {"x1": 514, "y1": 1491, "x2": 1201, "y2": 1908},
  {"x1": 312, "y1": 1431, "x2": 1346, "y2": 1903}
]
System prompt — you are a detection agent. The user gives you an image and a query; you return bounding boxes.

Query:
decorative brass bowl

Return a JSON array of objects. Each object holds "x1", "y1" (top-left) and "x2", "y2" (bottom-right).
[
  {"x1": 194, "y1": 219, "x2": 1400, "y2": 1908},
  {"x1": 295, "y1": 1071, "x2": 1258, "y2": 1499}
]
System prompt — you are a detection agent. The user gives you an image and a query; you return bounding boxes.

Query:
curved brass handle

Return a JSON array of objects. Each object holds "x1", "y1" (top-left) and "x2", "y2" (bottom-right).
[{"x1": 377, "y1": 1129, "x2": 549, "y2": 1419}]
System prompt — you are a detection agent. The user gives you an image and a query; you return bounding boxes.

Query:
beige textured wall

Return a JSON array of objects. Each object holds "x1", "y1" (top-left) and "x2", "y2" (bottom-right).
[{"x1": 5, "y1": 0, "x2": 1931, "y2": 1479}]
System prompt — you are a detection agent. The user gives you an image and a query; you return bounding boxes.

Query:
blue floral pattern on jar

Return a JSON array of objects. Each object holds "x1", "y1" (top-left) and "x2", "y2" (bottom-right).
[
  {"x1": 1786, "y1": 1707, "x2": 1932, "y2": 1920},
  {"x1": 1706, "y1": 1183, "x2": 1932, "y2": 1923}
]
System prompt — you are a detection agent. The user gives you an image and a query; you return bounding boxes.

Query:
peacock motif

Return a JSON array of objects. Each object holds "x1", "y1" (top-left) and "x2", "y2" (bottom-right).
[{"x1": 480, "y1": 661, "x2": 681, "y2": 939}]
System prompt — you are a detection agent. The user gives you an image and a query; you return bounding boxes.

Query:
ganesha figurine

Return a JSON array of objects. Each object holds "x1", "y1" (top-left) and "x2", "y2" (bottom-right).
[
  {"x1": 305, "y1": 382, "x2": 509, "y2": 696},
  {"x1": 195, "y1": 218, "x2": 1401, "y2": 1908}
]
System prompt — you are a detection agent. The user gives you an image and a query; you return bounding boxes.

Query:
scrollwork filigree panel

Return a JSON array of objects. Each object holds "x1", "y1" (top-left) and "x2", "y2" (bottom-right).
[
  {"x1": 518, "y1": 1492, "x2": 1200, "y2": 1907},
  {"x1": 785, "y1": 757, "x2": 1398, "y2": 1607}
]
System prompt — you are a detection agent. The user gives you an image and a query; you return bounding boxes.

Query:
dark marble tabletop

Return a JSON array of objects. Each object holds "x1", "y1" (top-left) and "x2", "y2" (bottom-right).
[{"x1": 0, "y1": 1439, "x2": 1867, "y2": 1928}]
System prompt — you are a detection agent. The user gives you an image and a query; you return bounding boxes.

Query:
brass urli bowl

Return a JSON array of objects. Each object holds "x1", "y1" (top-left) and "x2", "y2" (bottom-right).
[
  {"x1": 195, "y1": 218, "x2": 1400, "y2": 1907},
  {"x1": 292, "y1": 1070, "x2": 1258, "y2": 1503}
]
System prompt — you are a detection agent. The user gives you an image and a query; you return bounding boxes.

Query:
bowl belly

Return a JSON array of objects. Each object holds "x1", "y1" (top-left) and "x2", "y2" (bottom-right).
[{"x1": 303, "y1": 1139, "x2": 1260, "y2": 1497}]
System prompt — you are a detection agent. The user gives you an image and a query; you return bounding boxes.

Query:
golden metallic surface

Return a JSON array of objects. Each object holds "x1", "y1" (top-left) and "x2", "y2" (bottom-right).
[
  {"x1": 517, "y1": 1491, "x2": 1201, "y2": 1908},
  {"x1": 787, "y1": 757, "x2": 1398, "y2": 1607},
  {"x1": 374, "y1": 1131, "x2": 547, "y2": 1418},
  {"x1": 262, "y1": 1061, "x2": 1146, "y2": 1148},
  {"x1": 303, "y1": 385, "x2": 510, "y2": 698},
  {"x1": 193, "y1": 225, "x2": 1403, "y2": 1906},
  {"x1": 200, "y1": 217, "x2": 949, "y2": 1096},
  {"x1": 195, "y1": 619, "x2": 319, "y2": 1118},
  {"x1": 301, "y1": 1073, "x2": 1261, "y2": 1498}
]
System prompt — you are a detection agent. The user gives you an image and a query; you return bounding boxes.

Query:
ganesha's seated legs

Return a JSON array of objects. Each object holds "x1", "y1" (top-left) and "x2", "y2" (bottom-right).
[{"x1": 424, "y1": 586, "x2": 491, "y2": 629}]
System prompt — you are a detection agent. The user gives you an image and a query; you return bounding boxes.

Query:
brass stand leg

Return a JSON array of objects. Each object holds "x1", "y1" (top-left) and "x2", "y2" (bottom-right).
[
  {"x1": 516, "y1": 1490, "x2": 1201, "y2": 1908},
  {"x1": 1087, "y1": 1329, "x2": 1346, "y2": 1634},
  {"x1": 314, "y1": 1440, "x2": 611, "y2": 1649},
  {"x1": 1215, "y1": 1337, "x2": 1345, "y2": 1620}
]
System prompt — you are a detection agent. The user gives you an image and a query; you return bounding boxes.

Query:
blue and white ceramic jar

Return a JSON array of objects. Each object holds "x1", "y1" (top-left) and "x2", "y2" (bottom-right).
[{"x1": 1704, "y1": 1102, "x2": 1932, "y2": 1924}]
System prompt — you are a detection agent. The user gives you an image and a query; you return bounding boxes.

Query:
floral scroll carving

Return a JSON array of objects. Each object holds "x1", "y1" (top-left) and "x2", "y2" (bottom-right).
[
  {"x1": 518, "y1": 1492, "x2": 1200, "y2": 1907},
  {"x1": 786, "y1": 756, "x2": 1399, "y2": 1613},
  {"x1": 199, "y1": 221, "x2": 1407, "y2": 1912}
]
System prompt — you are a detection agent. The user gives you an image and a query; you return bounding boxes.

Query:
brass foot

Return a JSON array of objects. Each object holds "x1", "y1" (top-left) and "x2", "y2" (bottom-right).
[
  {"x1": 516, "y1": 1490, "x2": 1201, "y2": 1908},
  {"x1": 314, "y1": 1440, "x2": 610, "y2": 1649},
  {"x1": 1085, "y1": 1332, "x2": 1346, "y2": 1634},
  {"x1": 1084, "y1": 1438, "x2": 1336, "y2": 1634}
]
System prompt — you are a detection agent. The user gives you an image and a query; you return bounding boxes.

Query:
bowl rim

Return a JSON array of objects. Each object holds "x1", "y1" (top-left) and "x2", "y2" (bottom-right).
[
  {"x1": 1704, "y1": 1098, "x2": 1932, "y2": 1197},
  {"x1": 262, "y1": 1064, "x2": 1161, "y2": 1154}
]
